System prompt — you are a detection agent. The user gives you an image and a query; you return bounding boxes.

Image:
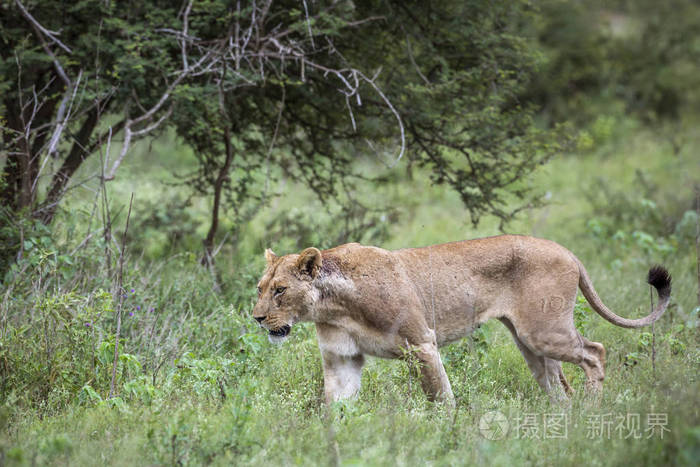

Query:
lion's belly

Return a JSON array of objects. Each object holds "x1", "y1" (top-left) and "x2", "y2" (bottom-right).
[
  {"x1": 354, "y1": 334, "x2": 404, "y2": 358},
  {"x1": 317, "y1": 318, "x2": 405, "y2": 359},
  {"x1": 433, "y1": 306, "x2": 481, "y2": 346},
  {"x1": 417, "y1": 284, "x2": 483, "y2": 346}
]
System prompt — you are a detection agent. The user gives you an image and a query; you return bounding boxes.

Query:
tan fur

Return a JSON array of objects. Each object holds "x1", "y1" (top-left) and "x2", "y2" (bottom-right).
[{"x1": 252, "y1": 235, "x2": 671, "y2": 405}]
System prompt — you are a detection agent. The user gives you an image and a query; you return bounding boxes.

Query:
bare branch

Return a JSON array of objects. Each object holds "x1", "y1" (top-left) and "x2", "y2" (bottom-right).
[
  {"x1": 405, "y1": 33, "x2": 430, "y2": 85},
  {"x1": 14, "y1": 0, "x2": 73, "y2": 54},
  {"x1": 104, "y1": 127, "x2": 132, "y2": 182},
  {"x1": 302, "y1": 0, "x2": 316, "y2": 49},
  {"x1": 343, "y1": 16, "x2": 386, "y2": 28},
  {"x1": 46, "y1": 70, "x2": 83, "y2": 159},
  {"x1": 16, "y1": 0, "x2": 73, "y2": 92},
  {"x1": 180, "y1": 0, "x2": 193, "y2": 71},
  {"x1": 133, "y1": 49, "x2": 215, "y2": 127},
  {"x1": 109, "y1": 192, "x2": 134, "y2": 399},
  {"x1": 131, "y1": 105, "x2": 174, "y2": 138},
  {"x1": 359, "y1": 70, "x2": 406, "y2": 166},
  {"x1": 104, "y1": 22, "x2": 218, "y2": 181},
  {"x1": 345, "y1": 94, "x2": 357, "y2": 131}
]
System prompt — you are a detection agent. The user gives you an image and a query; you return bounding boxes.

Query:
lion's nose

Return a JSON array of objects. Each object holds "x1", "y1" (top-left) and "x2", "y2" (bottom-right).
[{"x1": 254, "y1": 316, "x2": 265, "y2": 323}]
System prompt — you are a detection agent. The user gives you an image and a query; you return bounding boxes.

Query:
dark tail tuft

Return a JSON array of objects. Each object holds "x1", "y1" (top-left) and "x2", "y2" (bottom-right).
[{"x1": 647, "y1": 265, "x2": 672, "y2": 298}]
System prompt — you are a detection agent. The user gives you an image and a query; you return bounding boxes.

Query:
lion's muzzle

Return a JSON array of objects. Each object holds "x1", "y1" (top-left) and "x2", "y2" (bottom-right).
[{"x1": 269, "y1": 325, "x2": 291, "y2": 338}]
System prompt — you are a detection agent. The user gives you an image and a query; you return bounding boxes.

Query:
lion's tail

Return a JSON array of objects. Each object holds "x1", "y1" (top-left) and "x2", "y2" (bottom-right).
[{"x1": 576, "y1": 259, "x2": 671, "y2": 329}]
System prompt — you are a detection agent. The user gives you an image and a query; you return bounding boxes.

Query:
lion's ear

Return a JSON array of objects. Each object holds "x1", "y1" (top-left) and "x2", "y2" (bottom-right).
[
  {"x1": 296, "y1": 247, "x2": 322, "y2": 279},
  {"x1": 264, "y1": 248, "x2": 278, "y2": 265}
]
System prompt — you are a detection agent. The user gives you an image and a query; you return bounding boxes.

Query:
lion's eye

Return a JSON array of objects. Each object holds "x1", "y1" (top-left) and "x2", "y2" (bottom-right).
[
  {"x1": 257, "y1": 287, "x2": 262, "y2": 297},
  {"x1": 274, "y1": 286, "x2": 286, "y2": 296}
]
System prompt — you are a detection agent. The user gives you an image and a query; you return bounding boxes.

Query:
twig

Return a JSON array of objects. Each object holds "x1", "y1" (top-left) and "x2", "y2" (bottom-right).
[
  {"x1": 131, "y1": 105, "x2": 174, "y2": 138},
  {"x1": 109, "y1": 193, "x2": 134, "y2": 398},
  {"x1": 302, "y1": 0, "x2": 316, "y2": 49},
  {"x1": 345, "y1": 94, "x2": 357, "y2": 131},
  {"x1": 45, "y1": 70, "x2": 83, "y2": 159},
  {"x1": 211, "y1": 230, "x2": 231, "y2": 259},
  {"x1": 100, "y1": 127, "x2": 114, "y2": 278},
  {"x1": 359, "y1": 70, "x2": 406, "y2": 167},
  {"x1": 68, "y1": 231, "x2": 96, "y2": 257},
  {"x1": 180, "y1": 0, "x2": 193, "y2": 71},
  {"x1": 264, "y1": 86, "x2": 285, "y2": 197},
  {"x1": 104, "y1": 50, "x2": 215, "y2": 181},
  {"x1": 404, "y1": 33, "x2": 430, "y2": 85},
  {"x1": 405, "y1": 338, "x2": 412, "y2": 401}
]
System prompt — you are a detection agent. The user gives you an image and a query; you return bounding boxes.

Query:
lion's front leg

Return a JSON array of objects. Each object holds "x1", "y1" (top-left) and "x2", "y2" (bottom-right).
[
  {"x1": 320, "y1": 350, "x2": 364, "y2": 404},
  {"x1": 316, "y1": 323, "x2": 365, "y2": 404}
]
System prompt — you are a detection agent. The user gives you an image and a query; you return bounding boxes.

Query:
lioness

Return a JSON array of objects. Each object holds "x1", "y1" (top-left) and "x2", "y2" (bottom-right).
[{"x1": 252, "y1": 235, "x2": 671, "y2": 405}]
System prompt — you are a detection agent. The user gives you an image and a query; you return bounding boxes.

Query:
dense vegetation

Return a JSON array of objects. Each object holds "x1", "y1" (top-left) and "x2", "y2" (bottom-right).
[{"x1": 1, "y1": 0, "x2": 699, "y2": 465}]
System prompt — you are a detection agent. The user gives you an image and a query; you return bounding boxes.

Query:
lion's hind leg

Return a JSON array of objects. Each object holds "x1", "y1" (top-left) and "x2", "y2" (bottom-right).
[
  {"x1": 511, "y1": 316, "x2": 605, "y2": 396},
  {"x1": 499, "y1": 318, "x2": 569, "y2": 400},
  {"x1": 412, "y1": 340, "x2": 455, "y2": 407},
  {"x1": 558, "y1": 366, "x2": 574, "y2": 395},
  {"x1": 578, "y1": 335, "x2": 605, "y2": 393}
]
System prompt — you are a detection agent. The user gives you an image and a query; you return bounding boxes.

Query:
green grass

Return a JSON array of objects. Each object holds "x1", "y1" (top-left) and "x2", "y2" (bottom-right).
[{"x1": 1, "y1": 119, "x2": 699, "y2": 465}]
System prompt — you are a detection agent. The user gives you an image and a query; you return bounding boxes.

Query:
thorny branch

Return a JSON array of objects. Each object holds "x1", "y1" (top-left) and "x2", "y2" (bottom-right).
[
  {"x1": 9, "y1": 0, "x2": 405, "y2": 222},
  {"x1": 153, "y1": 1, "x2": 405, "y2": 166}
]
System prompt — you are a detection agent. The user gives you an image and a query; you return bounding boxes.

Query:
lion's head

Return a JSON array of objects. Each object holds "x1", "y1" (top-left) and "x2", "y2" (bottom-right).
[{"x1": 252, "y1": 247, "x2": 322, "y2": 343}]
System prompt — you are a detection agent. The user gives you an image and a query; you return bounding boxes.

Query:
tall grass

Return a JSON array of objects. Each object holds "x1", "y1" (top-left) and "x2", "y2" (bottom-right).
[{"x1": 0, "y1": 120, "x2": 698, "y2": 465}]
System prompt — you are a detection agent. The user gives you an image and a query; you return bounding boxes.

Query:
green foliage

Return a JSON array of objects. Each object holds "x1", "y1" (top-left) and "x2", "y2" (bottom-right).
[
  {"x1": 3, "y1": 98, "x2": 699, "y2": 467},
  {"x1": 0, "y1": 212, "x2": 54, "y2": 283},
  {"x1": 166, "y1": 0, "x2": 568, "y2": 235},
  {"x1": 583, "y1": 168, "x2": 697, "y2": 263},
  {"x1": 126, "y1": 190, "x2": 204, "y2": 258},
  {"x1": 1, "y1": 0, "x2": 569, "y2": 278},
  {"x1": 263, "y1": 202, "x2": 396, "y2": 252},
  {"x1": 530, "y1": 0, "x2": 700, "y2": 125},
  {"x1": 574, "y1": 295, "x2": 592, "y2": 334},
  {"x1": 0, "y1": 289, "x2": 114, "y2": 411},
  {"x1": 0, "y1": 234, "x2": 264, "y2": 416}
]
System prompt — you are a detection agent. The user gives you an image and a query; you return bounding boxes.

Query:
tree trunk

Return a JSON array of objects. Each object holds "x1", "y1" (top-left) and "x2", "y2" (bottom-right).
[
  {"x1": 4, "y1": 111, "x2": 36, "y2": 212},
  {"x1": 0, "y1": 153, "x2": 21, "y2": 213},
  {"x1": 39, "y1": 109, "x2": 99, "y2": 224},
  {"x1": 202, "y1": 124, "x2": 234, "y2": 267}
]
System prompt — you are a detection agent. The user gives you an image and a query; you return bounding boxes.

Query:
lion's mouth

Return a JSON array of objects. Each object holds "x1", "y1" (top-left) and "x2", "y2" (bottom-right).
[{"x1": 269, "y1": 325, "x2": 291, "y2": 338}]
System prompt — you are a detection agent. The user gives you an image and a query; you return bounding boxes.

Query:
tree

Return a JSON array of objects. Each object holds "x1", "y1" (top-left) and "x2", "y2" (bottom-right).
[
  {"x1": 525, "y1": 0, "x2": 700, "y2": 126},
  {"x1": 176, "y1": 0, "x2": 562, "y2": 264},
  {"x1": 1, "y1": 0, "x2": 561, "y2": 276},
  {"x1": 0, "y1": 0, "x2": 389, "y2": 272},
  {"x1": 0, "y1": 0, "x2": 212, "y2": 273}
]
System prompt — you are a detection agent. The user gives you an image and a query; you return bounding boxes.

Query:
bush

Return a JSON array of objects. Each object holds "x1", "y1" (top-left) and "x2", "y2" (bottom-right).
[
  {"x1": 583, "y1": 169, "x2": 698, "y2": 261},
  {"x1": 0, "y1": 235, "x2": 262, "y2": 418}
]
